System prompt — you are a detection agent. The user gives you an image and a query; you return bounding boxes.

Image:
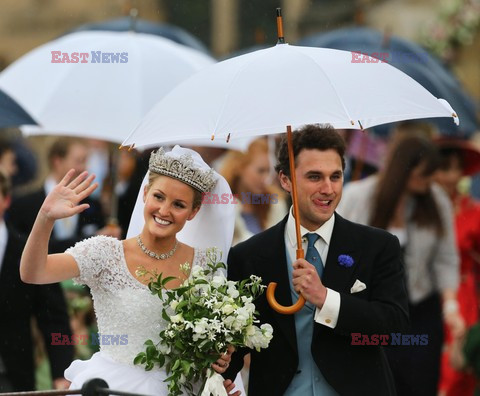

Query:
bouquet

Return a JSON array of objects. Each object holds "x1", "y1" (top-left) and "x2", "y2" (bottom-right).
[{"x1": 134, "y1": 248, "x2": 273, "y2": 396}]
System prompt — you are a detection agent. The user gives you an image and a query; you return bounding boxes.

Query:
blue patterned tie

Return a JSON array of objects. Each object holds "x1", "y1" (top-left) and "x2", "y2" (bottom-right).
[{"x1": 305, "y1": 233, "x2": 324, "y2": 279}]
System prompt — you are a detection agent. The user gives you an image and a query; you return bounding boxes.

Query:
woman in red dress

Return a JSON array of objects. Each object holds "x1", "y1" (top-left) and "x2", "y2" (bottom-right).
[{"x1": 436, "y1": 138, "x2": 480, "y2": 396}]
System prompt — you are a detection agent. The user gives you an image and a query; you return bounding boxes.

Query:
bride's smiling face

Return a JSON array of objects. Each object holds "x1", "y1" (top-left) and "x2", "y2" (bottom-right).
[{"x1": 143, "y1": 175, "x2": 200, "y2": 239}]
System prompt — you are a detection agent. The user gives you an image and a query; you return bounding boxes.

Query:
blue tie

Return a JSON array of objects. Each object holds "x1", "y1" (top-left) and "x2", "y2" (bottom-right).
[{"x1": 305, "y1": 233, "x2": 323, "y2": 279}]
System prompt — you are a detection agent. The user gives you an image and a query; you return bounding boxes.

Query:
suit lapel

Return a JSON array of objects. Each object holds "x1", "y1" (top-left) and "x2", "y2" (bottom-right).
[
  {"x1": 322, "y1": 213, "x2": 360, "y2": 293},
  {"x1": 257, "y1": 217, "x2": 298, "y2": 355}
]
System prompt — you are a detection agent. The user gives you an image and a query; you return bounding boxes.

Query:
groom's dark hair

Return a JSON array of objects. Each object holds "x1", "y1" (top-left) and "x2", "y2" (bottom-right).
[{"x1": 274, "y1": 124, "x2": 346, "y2": 177}]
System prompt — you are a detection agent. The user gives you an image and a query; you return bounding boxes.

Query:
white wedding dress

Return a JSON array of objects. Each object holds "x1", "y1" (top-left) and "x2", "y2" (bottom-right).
[{"x1": 64, "y1": 235, "x2": 235, "y2": 395}]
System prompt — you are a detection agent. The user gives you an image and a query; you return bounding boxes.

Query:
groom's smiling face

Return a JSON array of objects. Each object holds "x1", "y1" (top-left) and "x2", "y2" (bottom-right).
[{"x1": 280, "y1": 148, "x2": 343, "y2": 231}]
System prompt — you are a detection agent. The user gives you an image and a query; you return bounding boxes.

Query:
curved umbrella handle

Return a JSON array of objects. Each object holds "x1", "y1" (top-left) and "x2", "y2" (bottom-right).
[
  {"x1": 267, "y1": 282, "x2": 305, "y2": 314},
  {"x1": 265, "y1": 125, "x2": 306, "y2": 315}
]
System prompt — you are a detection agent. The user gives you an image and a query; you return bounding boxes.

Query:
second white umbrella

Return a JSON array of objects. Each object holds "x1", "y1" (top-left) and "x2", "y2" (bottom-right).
[{"x1": 0, "y1": 31, "x2": 215, "y2": 142}]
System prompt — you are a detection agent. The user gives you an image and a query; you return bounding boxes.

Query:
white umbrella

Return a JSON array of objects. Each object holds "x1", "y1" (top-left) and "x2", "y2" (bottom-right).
[
  {"x1": 0, "y1": 31, "x2": 215, "y2": 142},
  {"x1": 121, "y1": 43, "x2": 458, "y2": 149},
  {"x1": 120, "y1": 37, "x2": 459, "y2": 315}
]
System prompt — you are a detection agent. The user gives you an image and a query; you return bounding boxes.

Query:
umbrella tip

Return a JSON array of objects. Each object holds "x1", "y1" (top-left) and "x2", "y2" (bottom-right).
[
  {"x1": 358, "y1": 120, "x2": 364, "y2": 130},
  {"x1": 350, "y1": 120, "x2": 355, "y2": 126},
  {"x1": 128, "y1": 143, "x2": 135, "y2": 151},
  {"x1": 118, "y1": 144, "x2": 123, "y2": 150},
  {"x1": 129, "y1": 8, "x2": 138, "y2": 31},
  {"x1": 211, "y1": 133, "x2": 215, "y2": 141},
  {"x1": 276, "y1": 8, "x2": 285, "y2": 44},
  {"x1": 226, "y1": 133, "x2": 231, "y2": 143}
]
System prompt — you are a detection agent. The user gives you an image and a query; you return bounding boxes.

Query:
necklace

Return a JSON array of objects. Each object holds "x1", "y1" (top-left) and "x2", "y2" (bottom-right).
[{"x1": 136, "y1": 235, "x2": 178, "y2": 260}]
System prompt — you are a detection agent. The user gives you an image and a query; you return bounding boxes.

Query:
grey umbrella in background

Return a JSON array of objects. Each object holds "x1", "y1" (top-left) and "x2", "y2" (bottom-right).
[
  {"x1": 0, "y1": 88, "x2": 37, "y2": 128},
  {"x1": 298, "y1": 27, "x2": 479, "y2": 138},
  {"x1": 0, "y1": 89, "x2": 37, "y2": 186},
  {"x1": 66, "y1": 14, "x2": 210, "y2": 55}
]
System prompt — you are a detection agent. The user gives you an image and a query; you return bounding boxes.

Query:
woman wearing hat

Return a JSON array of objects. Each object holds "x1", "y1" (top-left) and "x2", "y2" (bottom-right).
[{"x1": 435, "y1": 138, "x2": 480, "y2": 396}]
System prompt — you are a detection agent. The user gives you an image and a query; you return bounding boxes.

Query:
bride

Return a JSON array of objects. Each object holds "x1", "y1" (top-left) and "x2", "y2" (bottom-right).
[{"x1": 20, "y1": 146, "x2": 242, "y2": 395}]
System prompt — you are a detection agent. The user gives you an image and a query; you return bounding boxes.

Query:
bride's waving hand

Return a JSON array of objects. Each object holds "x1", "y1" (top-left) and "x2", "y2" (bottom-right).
[
  {"x1": 20, "y1": 169, "x2": 98, "y2": 284},
  {"x1": 41, "y1": 169, "x2": 98, "y2": 220}
]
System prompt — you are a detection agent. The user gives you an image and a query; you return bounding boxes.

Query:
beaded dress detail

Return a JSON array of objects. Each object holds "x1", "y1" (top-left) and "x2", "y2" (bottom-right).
[{"x1": 64, "y1": 236, "x2": 208, "y2": 394}]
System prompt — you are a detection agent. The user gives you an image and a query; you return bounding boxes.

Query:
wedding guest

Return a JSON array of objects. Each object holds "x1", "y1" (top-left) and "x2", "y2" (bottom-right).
[
  {"x1": 0, "y1": 138, "x2": 18, "y2": 178},
  {"x1": 338, "y1": 134, "x2": 463, "y2": 396},
  {"x1": 0, "y1": 170, "x2": 73, "y2": 391},
  {"x1": 435, "y1": 138, "x2": 480, "y2": 396},
  {"x1": 9, "y1": 137, "x2": 120, "y2": 253},
  {"x1": 221, "y1": 138, "x2": 287, "y2": 245}
]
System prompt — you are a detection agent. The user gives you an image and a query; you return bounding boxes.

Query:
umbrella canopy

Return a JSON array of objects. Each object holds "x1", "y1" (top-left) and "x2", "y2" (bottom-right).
[
  {"x1": 0, "y1": 88, "x2": 37, "y2": 128},
  {"x1": 67, "y1": 17, "x2": 209, "y2": 54},
  {"x1": 122, "y1": 42, "x2": 458, "y2": 149},
  {"x1": 0, "y1": 31, "x2": 215, "y2": 143},
  {"x1": 298, "y1": 27, "x2": 478, "y2": 137},
  {"x1": 121, "y1": 38, "x2": 460, "y2": 315}
]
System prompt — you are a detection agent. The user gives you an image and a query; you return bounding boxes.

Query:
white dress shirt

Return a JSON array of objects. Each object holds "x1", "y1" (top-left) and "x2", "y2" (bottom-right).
[
  {"x1": 0, "y1": 221, "x2": 8, "y2": 274},
  {"x1": 285, "y1": 208, "x2": 341, "y2": 328},
  {"x1": 45, "y1": 177, "x2": 79, "y2": 240}
]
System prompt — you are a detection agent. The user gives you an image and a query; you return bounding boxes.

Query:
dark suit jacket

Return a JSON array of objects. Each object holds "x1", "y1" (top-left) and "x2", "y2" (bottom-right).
[
  {"x1": 0, "y1": 227, "x2": 73, "y2": 390},
  {"x1": 8, "y1": 188, "x2": 105, "y2": 253},
  {"x1": 225, "y1": 213, "x2": 409, "y2": 396}
]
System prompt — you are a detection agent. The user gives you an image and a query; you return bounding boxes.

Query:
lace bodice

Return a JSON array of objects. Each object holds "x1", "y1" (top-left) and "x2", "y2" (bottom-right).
[{"x1": 66, "y1": 236, "x2": 208, "y2": 366}]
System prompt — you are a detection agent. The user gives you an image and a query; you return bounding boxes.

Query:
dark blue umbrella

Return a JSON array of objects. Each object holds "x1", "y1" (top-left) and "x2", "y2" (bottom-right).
[
  {"x1": 0, "y1": 89, "x2": 37, "y2": 128},
  {"x1": 67, "y1": 17, "x2": 210, "y2": 55},
  {"x1": 298, "y1": 27, "x2": 478, "y2": 137}
]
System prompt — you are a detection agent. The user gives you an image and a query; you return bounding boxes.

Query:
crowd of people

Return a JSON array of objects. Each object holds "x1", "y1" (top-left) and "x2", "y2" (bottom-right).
[{"x1": 0, "y1": 122, "x2": 479, "y2": 395}]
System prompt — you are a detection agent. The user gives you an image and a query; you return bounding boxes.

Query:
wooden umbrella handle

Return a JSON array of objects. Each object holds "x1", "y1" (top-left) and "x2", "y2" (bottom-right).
[
  {"x1": 266, "y1": 125, "x2": 306, "y2": 314},
  {"x1": 267, "y1": 283, "x2": 306, "y2": 314}
]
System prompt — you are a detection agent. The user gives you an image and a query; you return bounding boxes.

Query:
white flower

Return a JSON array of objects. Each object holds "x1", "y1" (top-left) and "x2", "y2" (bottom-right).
[
  {"x1": 170, "y1": 313, "x2": 184, "y2": 323},
  {"x1": 235, "y1": 307, "x2": 250, "y2": 325},
  {"x1": 180, "y1": 262, "x2": 191, "y2": 273},
  {"x1": 170, "y1": 300, "x2": 179, "y2": 310},
  {"x1": 261, "y1": 323, "x2": 274, "y2": 339},
  {"x1": 193, "y1": 319, "x2": 208, "y2": 336},
  {"x1": 227, "y1": 287, "x2": 239, "y2": 299},
  {"x1": 245, "y1": 325, "x2": 256, "y2": 336},
  {"x1": 211, "y1": 275, "x2": 226, "y2": 288},
  {"x1": 221, "y1": 303, "x2": 235, "y2": 315},
  {"x1": 191, "y1": 266, "x2": 204, "y2": 278}
]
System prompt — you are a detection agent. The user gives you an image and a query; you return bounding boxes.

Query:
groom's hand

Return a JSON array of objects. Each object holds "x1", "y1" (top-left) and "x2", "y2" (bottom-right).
[{"x1": 292, "y1": 258, "x2": 327, "y2": 308}]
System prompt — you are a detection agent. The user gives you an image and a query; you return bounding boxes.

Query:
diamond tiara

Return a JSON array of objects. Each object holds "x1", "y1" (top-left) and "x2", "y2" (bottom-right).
[{"x1": 148, "y1": 148, "x2": 217, "y2": 193}]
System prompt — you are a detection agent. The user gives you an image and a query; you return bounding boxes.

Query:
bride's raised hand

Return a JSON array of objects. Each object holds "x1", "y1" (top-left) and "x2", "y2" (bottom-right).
[{"x1": 40, "y1": 169, "x2": 98, "y2": 221}]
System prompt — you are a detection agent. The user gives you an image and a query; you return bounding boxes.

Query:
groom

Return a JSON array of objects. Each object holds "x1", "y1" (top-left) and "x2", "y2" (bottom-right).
[{"x1": 224, "y1": 125, "x2": 409, "y2": 395}]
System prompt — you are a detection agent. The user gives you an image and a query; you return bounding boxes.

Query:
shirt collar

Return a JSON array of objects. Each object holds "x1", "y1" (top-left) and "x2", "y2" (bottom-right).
[
  {"x1": 0, "y1": 221, "x2": 7, "y2": 244},
  {"x1": 44, "y1": 176, "x2": 57, "y2": 195},
  {"x1": 0, "y1": 220, "x2": 8, "y2": 260},
  {"x1": 286, "y1": 206, "x2": 335, "y2": 249}
]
